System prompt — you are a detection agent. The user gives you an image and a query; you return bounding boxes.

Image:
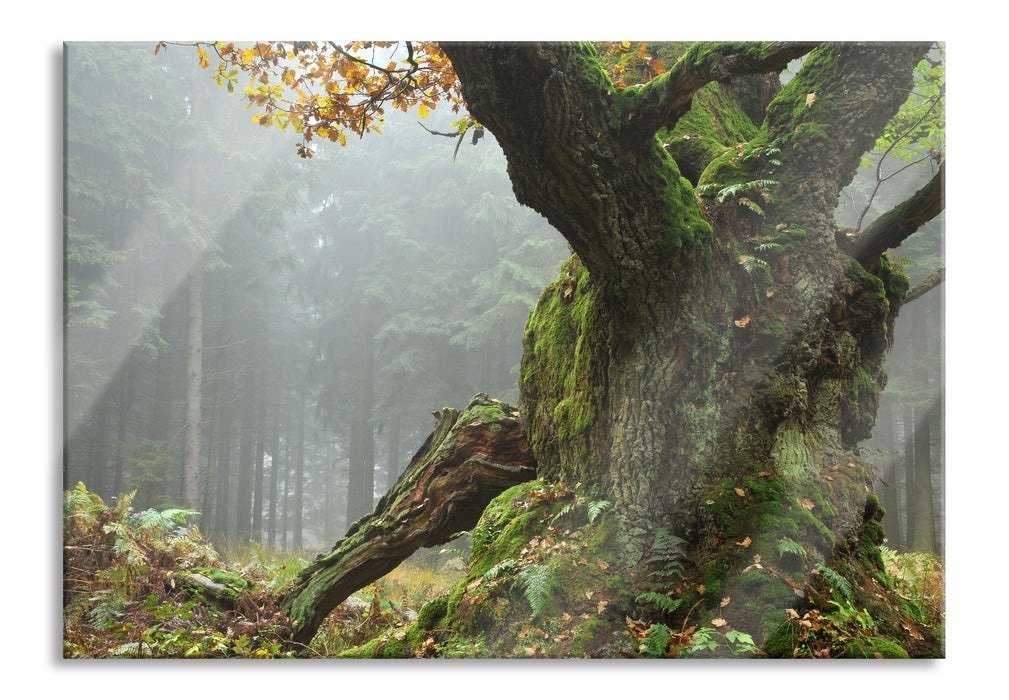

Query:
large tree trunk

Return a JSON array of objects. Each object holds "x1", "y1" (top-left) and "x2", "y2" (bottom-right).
[
  {"x1": 280, "y1": 395, "x2": 536, "y2": 646},
  {"x1": 440, "y1": 41, "x2": 935, "y2": 648}
]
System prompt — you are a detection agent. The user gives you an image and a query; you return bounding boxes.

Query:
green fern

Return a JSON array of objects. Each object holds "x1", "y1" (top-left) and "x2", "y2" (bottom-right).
[
  {"x1": 642, "y1": 528, "x2": 687, "y2": 582},
  {"x1": 587, "y1": 499, "x2": 611, "y2": 524},
  {"x1": 550, "y1": 502, "x2": 576, "y2": 523},
  {"x1": 64, "y1": 482, "x2": 106, "y2": 523},
  {"x1": 635, "y1": 590, "x2": 683, "y2": 616},
  {"x1": 640, "y1": 623, "x2": 672, "y2": 658},
  {"x1": 87, "y1": 588, "x2": 129, "y2": 629},
  {"x1": 776, "y1": 537, "x2": 808, "y2": 563},
  {"x1": 817, "y1": 564, "x2": 852, "y2": 601},
  {"x1": 514, "y1": 564, "x2": 552, "y2": 617},
  {"x1": 109, "y1": 641, "x2": 146, "y2": 658},
  {"x1": 482, "y1": 558, "x2": 520, "y2": 585},
  {"x1": 134, "y1": 506, "x2": 199, "y2": 535}
]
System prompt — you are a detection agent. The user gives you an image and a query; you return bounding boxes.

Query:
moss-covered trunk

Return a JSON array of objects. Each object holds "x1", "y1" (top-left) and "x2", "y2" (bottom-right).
[{"x1": 417, "y1": 41, "x2": 937, "y2": 655}]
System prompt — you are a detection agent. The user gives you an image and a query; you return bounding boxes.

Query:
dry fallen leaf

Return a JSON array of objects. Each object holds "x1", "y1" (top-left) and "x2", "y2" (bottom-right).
[
  {"x1": 734, "y1": 487, "x2": 746, "y2": 497},
  {"x1": 797, "y1": 497, "x2": 815, "y2": 511},
  {"x1": 720, "y1": 596, "x2": 731, "y2": 608},
  {"x1": 597, "y1": 599, "x2": 609, "y2": 614},
  {"x1": 734, "y1": 316, "x2": 751, "y2": 328},
  {"x1": 806, "y1": 92, "x2": 816, "y2": 108},
  {"x1": 711, "y1": 617, "x2": 728, "y2": 627},
  {"x1": 736, "y1": 536, "x2": 752, "y2": 548}
]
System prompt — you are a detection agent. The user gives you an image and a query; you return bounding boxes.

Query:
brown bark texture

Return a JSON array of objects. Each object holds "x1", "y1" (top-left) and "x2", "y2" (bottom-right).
[{"x1": 280, "y1": 394, "x2": 536, "y2": 646}]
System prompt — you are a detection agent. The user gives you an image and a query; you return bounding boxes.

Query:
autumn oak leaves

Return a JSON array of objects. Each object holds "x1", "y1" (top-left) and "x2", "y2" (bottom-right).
[{"x1": 157, "y1": 41, "x2": 467, "y2": 157}]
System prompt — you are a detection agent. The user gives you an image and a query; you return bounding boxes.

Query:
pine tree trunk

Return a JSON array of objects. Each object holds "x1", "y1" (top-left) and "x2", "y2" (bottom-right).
[
  {"x1": 292, "y1": 394, "x2": 306, "y2": 550},
  {"x1": 181, "y1": 266, "x2": 203, "y2": 513}
]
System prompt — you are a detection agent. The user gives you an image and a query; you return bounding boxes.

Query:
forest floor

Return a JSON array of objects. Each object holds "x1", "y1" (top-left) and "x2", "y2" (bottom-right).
[{"x1": 62, "y1": 484, "x2": 943, "y2": 659}]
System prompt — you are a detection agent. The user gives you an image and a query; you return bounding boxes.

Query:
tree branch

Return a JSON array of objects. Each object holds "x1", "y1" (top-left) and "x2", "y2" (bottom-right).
[
  {"x1": 280, "y1": 394, "x2": 537, "y2": 646},
  {"x1": 904, "y1": 267, "x2": 944, "y2": 304},
  {"x1": 614, "y1": 42, "x2": 818, "y2": 143},
  {"x1": 853, "y1": 162, "x2": 944, "y2": 269}
]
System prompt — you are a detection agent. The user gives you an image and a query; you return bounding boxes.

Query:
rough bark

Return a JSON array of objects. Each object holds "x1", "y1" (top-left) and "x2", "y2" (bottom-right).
[
  {"x1": 280, "y1": 394, "x2": 536, "y2": 646},
  {"x1": 435, "y1": 41, "x2": 935, "y2": 651}
]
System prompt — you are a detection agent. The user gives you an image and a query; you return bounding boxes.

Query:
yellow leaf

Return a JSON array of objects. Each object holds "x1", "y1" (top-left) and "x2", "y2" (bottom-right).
[
  {"x1": 734, "y1": 487, "x2": 746, "y2": 497},
  {"x1": 806, "y1": 92, "x2": 816, "y2": 108},
  {"x1": 711, "y1": 617, "x2": 727, "y2": 627},
  {"x1": 417, "y1": 103, "x2": 429, "y2": 119}
]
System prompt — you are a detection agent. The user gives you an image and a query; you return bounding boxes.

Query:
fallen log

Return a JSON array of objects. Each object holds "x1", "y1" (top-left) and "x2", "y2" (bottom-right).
[{"x1": 281, "y1": 394, "x2": 537, "y2": 646}]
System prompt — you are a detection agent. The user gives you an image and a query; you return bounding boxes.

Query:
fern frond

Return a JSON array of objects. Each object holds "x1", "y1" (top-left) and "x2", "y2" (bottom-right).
[
  {"x1": 737, "y1": 198, "x2": 765, "y2": 216},
  {"x1": 482, "y1": 558, "x2": 520, "y2": 585},
  {"x1": 817, "y1": 564, "x2": 852, "y2": 600},
  {"x1": 776, "y1": 537, "x2": 808, "y2": 562},
  {"x1": 642, "y1": 528, "x2": 688, "y2": 582},
  {"x1": 550, "y1": 502, "x2": 576, "y2": 523},
  {"x1": 514, "y1": 564, "x2": 551, "y2": 617},
  {"x1": 587, "y1": 499, "x2": 611, "y2": 524},
  {"x1": 640, "y1": 623, "x2": 672, "y2": 658},
  {"x1": 636, "y1": 590, "x2": 683, "y2": 616}
]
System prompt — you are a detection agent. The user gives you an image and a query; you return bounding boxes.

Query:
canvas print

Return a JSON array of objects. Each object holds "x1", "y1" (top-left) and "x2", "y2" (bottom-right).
[{"x1": 62, "y1": 41, "x2": 944, "y2": 659}]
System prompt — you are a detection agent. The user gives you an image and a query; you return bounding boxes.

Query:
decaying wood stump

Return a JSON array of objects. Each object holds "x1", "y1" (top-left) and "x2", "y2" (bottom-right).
[{"x1": 281, "y1": 393, "x2": 537, "y2": 646}]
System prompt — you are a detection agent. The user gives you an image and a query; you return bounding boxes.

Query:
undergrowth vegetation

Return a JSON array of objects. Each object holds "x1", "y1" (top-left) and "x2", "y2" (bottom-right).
[
  {"x1": 62, "y1": 483, "x2": 465, "y2": 658},
  {"x1": 63, "y1": 482, "x2": 942, "y2": 659}
]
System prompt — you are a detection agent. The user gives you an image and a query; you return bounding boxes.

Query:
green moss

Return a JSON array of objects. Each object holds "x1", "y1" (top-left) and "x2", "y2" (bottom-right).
[
  {"x1": 191, "y1": 567, "x2": 253, "y2": 591},
  {"x1": 337, "y1": 630, "x2": 408, "y2": 659},
  {"x1": 415, "y1": 596, "x2": 449, "y2": 630},
  {"x1": 842, "y1": 637, "x2": 909, "y2": 659},
  {"x1": 763, "y1": 619, "x2": 799, "y2": 658},
  {"x1": 521, "y1": 257, "x2": 600, "y2": 484},
  {"x1": 662, "y1": 82, "x2": 760, "y2": 184},
  {"x1": 468, "y1": 480, "x2": 544, "y2": 566}
]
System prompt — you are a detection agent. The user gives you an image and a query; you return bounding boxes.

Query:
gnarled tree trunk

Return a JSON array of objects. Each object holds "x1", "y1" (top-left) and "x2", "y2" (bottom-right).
[{"x1": 441, "y1": 41, "x2": 938, "y2": 646}]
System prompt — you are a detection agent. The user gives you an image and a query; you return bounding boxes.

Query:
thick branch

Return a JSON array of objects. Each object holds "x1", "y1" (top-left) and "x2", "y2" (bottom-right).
[
  {"x1": 615, "y1": 42, "x2": 818, "y2": 143},
  {"x1": 904, "y1": 267, "x2": 944, "y2": 304},
  {"x1": 854, "y1": 163, "x2": 944, "y2": 268},
  {"x1": 280, "y1": 394, "x2": 537, "y2": 646}
]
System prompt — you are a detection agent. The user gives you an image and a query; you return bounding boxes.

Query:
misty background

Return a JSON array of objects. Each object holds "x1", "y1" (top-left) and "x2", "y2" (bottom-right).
[{"x1": 63, "y1": 42, "x2": 942, "y2": 556}]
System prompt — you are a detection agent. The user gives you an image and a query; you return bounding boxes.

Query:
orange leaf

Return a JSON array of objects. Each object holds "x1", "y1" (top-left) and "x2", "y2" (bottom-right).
[
  {"x1": 720, "y1": 597, "x2": 731, "y2": 608},
  {"x1": 736, "y1": 536, "x2": 752, "y2": 548},
  {"x1": 734, "y1": 487, "x2": 746, "y2": 497},
  {"x1": 797, "y1": 498, "x2": 815, "y2": 511}
]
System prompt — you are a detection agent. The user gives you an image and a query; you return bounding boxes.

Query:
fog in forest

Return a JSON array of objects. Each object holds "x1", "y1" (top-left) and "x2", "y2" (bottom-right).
[
  {"x1": 63, "y1": 42, "x2": 569, "y2": 549},
  {"x1": 64, "y1": 42, "x2": 942, "y2": 557}
]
